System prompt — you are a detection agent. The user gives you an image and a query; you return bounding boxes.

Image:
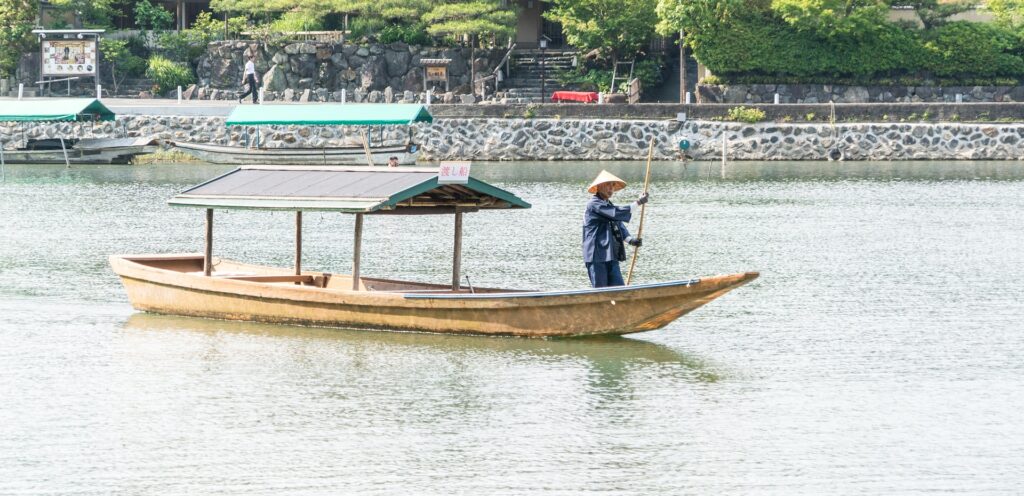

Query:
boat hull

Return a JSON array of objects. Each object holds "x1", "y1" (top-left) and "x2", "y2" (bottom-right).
[
  {"x1": 0, "y1": 139, "x2": 158, "y2": 164},
  {"x1": 110, "y1": 254, "x2": 758, "y2": 338},
  {"x1": 171, "y1": 141, "x2": 418, "y2": 166}
]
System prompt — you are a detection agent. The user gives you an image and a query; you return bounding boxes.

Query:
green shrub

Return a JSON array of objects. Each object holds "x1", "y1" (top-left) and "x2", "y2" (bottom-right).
[
  {"x1": 135, "y1": 0, "x2": 173, "y2": 31},
  {"x1": 726, "y1": 106, "x2": 767, "y2": 123},
  {"x1": 678, "y1": 5, "x2": 1024, "y2": 85},
  {"x1": 556, "y1": 58, "x2": 666, "y2": 94},
  {"x1": 922, "y1": 22, "x2": 1024, "y2": 78},
  {"x1": 189, "y1": 11, "x2": 248, "y2": 41},
  {"x1": 349, "y1": 17, "x2": 385, "y2": 40},
  {"x1": 377, "y1": 22, "x2": 432, "y2": 45},
  {"x1": 146, "y1": 55, "x2": 194, "y2": 95},
  {"x1": 270, "y1": 10, "x2": 325, "y2": 32}
]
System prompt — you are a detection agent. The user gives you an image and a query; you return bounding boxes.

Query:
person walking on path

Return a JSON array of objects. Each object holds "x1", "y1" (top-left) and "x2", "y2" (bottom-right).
[
  {"x1": 582, "y1": 170, "x2": 649, "y2": 288},
  {"x1": 238, "y1": 55, "x2": 259, "y2": 104}
]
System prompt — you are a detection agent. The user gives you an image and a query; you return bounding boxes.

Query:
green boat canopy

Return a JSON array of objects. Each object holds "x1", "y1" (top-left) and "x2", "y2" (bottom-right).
[
  {"x1": 225, "y1": 104, "x2": 433, "y2": 127},
  {"x1": 0, "y1": 98, "x2": 115, "y2": 122},
  {"x1": 169, "y1": 166, "x2": 530, "y2": 214}
]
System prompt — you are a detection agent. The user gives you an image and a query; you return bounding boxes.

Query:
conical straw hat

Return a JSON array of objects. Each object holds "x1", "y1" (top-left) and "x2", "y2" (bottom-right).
[{"x1": 587, "y1": 170, "x2": 627, "y2": 194}]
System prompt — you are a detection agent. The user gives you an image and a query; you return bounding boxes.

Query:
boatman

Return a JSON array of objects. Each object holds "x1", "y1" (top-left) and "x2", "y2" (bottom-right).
[{"x1": 583, "y1": 170, "x2": 649, "y2": 288}]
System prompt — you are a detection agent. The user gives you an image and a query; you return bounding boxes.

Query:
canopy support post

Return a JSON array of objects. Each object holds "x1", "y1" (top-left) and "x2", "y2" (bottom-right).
[
  {"x1": 59, "y1": 137, "x2": 70, "y2": 169},
  {"x1": 452, "y1": 209, "x2": 463, "y2": 292},
  {"x1": 352, "y1": 213, "x2": 363, "y2": 291},
  {"x1": 295, "y1": 211, "x2": 302, "y2": 278},
  {"x1": 204, "y1": 208, "x2": 213, "y2": 276}
]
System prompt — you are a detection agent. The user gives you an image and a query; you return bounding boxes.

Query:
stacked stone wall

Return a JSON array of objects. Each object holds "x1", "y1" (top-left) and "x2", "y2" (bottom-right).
[
  {"x1": 4, "y1": 116, "x2": 1024, "y2": 161},
  {"x1": 699, "y1": 83, "x2": 1024, "y2": 104},
  {"x1": 196, "y1": 41, "x2": 503, "y2": 103}
]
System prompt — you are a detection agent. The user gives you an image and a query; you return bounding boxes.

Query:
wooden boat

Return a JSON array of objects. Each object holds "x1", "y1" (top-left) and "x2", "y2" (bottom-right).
[
  {"x1": 0, "y1": 98, "x2": 158, "y2": 166},
  {"x1": 3, "y1": 137, "x2": 159, "y2": 164},
  {"x1": 169, "y1": 140, "x2": 416, "y2": 166},
  {"x1": 111, "y1": 166, "x2": 758, "y2": 338},
  {"x1": 170, "y1": 103, "x2": 430, "y2": 166}
]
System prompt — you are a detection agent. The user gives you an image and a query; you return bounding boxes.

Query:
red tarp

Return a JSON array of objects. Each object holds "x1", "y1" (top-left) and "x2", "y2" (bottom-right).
[{"x1": 551, "y1": 91, "x2": 599, "y2": 103}]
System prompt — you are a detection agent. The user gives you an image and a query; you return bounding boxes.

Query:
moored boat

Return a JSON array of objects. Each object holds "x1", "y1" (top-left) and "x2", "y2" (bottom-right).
[
  {"x1": 171, "y1": 103, "x2": 430, "y2": 166},
  {"x1": 0, "y1": 98, "x2": 157, "y2": 165},
  {"x1": 111, "y1": 166, "x2": 758, "y2": 338},
  {"x1": 170, "y1": 140, "x2": 415, "y2": 166}
]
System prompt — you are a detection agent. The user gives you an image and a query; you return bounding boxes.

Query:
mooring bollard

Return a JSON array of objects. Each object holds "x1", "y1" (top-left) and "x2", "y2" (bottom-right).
[
  {"x1": 18, "y1": 83, "x2": 24, "y2": 100},
  {"x1": 341, "y1": 89, "x2": 346, "y2": 104},
  {"x1": 177, "y1": 86, "x2": 182, "y2": 103},
  {"x1": 598, "y1": 92, "x2": 604, "y2": 104},
  {"x1": 685, "y1": 91, "x2": 691, "y2": 104},
  {"x1": 774, "y1": 93, "x2": 780, "y2": 104},
  {"x1": 258, "y1": 87, "x2": 264, "y2": 104}
]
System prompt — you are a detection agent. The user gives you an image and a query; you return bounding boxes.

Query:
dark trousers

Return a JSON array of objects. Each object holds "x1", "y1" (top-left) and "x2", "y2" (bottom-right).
[
  {"x1": 239, "y1": 74, "x2": 258, "y2": 103},
  {"x1": 586, "y1": 261, "x2": 624, "y2": 288}
]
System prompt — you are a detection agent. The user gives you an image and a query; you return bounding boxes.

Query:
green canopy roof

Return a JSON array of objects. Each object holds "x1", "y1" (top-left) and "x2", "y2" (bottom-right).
[
  {"x1": 225, "y1": 104, "x2": 433, "y2": 127},
  {"x1": 169, "y1": 166, "x2": 530, "y2": 214},
  {"x1": 0, "y1": 98, "x2": 115, "y2": 122}
]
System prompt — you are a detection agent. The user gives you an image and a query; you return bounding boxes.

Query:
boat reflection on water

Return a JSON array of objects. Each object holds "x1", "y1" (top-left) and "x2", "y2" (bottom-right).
[{"x1": 122, "y1": 313, "x2": 723, "y2": 385}]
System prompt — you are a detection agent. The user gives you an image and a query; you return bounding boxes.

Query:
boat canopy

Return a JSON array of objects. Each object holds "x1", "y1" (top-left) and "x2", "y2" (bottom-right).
[
  {"x1": 168, "y1": 166, "x2": 530, "y2": 213},
  {"x1": 225, "y1": 104, "x2": 433, "y2": 127},
  {"x1": 0, "y1": 98, "x2": 115, "y2": 122}
]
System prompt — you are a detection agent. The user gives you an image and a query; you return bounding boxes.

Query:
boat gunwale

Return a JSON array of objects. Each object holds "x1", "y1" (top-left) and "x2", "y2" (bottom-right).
[{"x1": 110, "y1": 254, "x2": 755, "y2": 309}]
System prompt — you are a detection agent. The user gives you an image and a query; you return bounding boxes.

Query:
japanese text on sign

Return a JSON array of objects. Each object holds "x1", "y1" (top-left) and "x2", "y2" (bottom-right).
[{"x1": 438, "y1": 161, "x2": 471, "y2": 184}]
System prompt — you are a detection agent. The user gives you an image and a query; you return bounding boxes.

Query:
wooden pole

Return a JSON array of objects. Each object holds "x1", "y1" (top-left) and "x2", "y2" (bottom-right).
[
  {"x1": 360, "y1": 130, "x2": 375, "y2": 166},
  {"x1": 294, "y1": 211, "x2": 302, "y2": 276},
  {"x1": 452, "y1": 209, "x2": 463, "y2": 292},
  {"x1": 625, "y1": 137, "x2": 655, "y2": 285},
  {"x1": 352, "y1": 213, "x2": 363, "y2": 290},
  {"x1": 204, "y1": 208, "x2": 213, "y2": 276},
  {"x1": 679, "y1": 29, "x2": 686, "y2": 104},
  {"x1": 59, "y1": 137, "x2": 70, "y2": 169}
]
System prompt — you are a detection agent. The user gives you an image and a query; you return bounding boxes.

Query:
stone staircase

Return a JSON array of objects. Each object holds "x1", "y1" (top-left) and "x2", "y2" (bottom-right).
[{"x1": 499, "y1": 49, "x2": 577, "y2": 103}]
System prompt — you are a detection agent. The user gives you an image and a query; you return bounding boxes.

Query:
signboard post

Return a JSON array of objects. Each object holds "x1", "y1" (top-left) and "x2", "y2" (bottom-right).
[
  {"x1": 438, "y1": 161, "x2": 471, "y2": 184},
  {"x1": 421, "y1": 58, "x2": 452, "y2": 93},
  {"x1": 32, "y1": 29, "x2": 104, "y2": 96}
]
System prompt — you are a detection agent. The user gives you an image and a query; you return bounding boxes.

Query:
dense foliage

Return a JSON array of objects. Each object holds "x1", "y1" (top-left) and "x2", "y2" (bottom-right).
[
  {"x1": 0, "y1": 0, "x2": 37, "y2": 78},
  {"x1": 656, "y1": 0, "x2": 1024, "y2": 84},
  {"x1": 99, "y1": 38, "x2": 146, "y2": 93},
  {"x1": 135, "y1": 0, "x2": 174, "y2": 31},
  {"x1": 145, "y1": 55, "x2": 195, "y2": 94},
  {"x1": 545, "y1": 0, "x2": 659, "y2": 62},
  {"x1": 210, "y1": 0, "x2": 514, "y2": 45}
]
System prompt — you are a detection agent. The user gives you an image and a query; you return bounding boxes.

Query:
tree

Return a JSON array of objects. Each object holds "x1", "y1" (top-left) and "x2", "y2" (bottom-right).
[
  {"x1": 135, "y1": 0, "x2": 174, "y2": 31},
  {"x1": 47, "y1": 0, "x2": 115, "y2": 28},
  {"x1": 545, "y1": 0, "x2": 659, "y2": 63},
  {"x1": 769, "y1": 0, "x2": 891, "y2": 39},
  {"x1": 0, "y1": 0, "x2": 37, "y2": 79},
  {"x1": 99, "y1": 38, "x2": 146, "y2": 94},
  {"x1": 897, "y1": 0, "x2": 972, "y2": 30},
  {"x1": 656, "y1": 0, "x2": 754, "y2": 36},
  {"x1": 423, "y1": 0, "x2": 516, "y2": 94},
  {"x1": 986, "y1": 0, "x2": 1024, "y2": 30}
]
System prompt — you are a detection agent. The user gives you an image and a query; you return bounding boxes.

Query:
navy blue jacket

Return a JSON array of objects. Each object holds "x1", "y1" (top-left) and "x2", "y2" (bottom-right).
[{"x1": 582, "y1": 195, "x2": 633, "y2": 263}]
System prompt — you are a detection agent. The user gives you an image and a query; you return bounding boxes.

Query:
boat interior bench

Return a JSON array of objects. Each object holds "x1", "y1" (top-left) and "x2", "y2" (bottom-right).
[{"x1": 220, "y1": 274, "x2": 332, "y2": 288}]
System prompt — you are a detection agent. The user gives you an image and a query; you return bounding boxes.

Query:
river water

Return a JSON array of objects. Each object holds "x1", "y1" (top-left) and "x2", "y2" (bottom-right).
[{"x1": 1, "y1": 160, "x2": 1022, "y2": 494}]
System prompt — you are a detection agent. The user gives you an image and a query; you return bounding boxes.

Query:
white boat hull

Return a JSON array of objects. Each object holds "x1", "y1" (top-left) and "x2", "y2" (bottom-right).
[{"x1": 171, "y1": 141, "x2": 419, "y2": 166}]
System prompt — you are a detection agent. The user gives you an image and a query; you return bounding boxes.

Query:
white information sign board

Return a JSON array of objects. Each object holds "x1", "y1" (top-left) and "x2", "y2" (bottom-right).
[
  {"x1": 438, "y1": 161, "x2": 471, "y2": 184},
  {"x1": 42, "y1": 39, "x2": 97, "y2": 76}
]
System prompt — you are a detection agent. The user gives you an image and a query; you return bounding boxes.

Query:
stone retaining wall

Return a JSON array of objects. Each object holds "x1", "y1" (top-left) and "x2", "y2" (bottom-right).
[
  {"x1": 699, "y1": 83, "x2": 1024, "y2": 104},
  {"x1": 4, "y1": 116, "x2": 1024, "y2": 161},
  {"x1": 197, "y1": 41, "x2": 503, "y2": 102}
]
